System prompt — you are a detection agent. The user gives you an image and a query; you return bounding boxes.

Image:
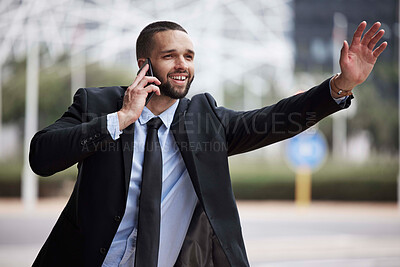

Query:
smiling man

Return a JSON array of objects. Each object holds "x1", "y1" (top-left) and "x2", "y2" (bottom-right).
[
  {"x1": 30, "y1": 21, "x2": 386, "y2": 267},
  {"x1": 149, "y1": 30, "x2": 195, "y2": 99}
]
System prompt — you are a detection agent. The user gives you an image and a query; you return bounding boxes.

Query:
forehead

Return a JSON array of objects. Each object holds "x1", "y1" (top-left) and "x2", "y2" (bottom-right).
[{"x1": 151, "y1": 30, "x2": 194, "y2": 54}]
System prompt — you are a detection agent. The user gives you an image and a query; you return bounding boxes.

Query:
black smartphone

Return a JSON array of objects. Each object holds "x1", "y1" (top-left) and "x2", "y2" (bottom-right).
[{"x1": 137, "y1": 58, "x2": 156, "y2": 106}]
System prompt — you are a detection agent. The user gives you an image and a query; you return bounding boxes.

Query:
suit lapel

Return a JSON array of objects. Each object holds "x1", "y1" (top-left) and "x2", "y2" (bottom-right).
[
  {"x1": 170, "y1": 98, "x2": 203, "y2": 204},
  {"x1": 118, "y1": 94, "x2": 135, "y2": 199}
]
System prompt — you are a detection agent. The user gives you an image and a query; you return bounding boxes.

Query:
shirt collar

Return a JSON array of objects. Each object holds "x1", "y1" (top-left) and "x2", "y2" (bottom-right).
[{"x1": 138, "y1": 100, "x2": 179, "y2": 129}]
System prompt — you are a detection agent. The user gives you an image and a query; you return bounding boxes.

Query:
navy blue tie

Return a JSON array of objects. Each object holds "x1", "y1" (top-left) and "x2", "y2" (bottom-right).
[{"x1": 135, "y1": 117, "x2": 163, "y2": 267}]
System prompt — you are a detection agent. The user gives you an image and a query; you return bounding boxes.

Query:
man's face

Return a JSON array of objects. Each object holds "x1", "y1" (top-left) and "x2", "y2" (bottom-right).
[{"x1": 147, "y1": 30, "x2": 195, "y2": 99}]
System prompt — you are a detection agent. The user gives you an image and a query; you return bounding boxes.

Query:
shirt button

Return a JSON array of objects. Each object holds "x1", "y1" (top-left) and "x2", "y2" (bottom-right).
[
  {"x1": 95, "y1": 133, "x2": 100, "y2": 138},
  {"x1": 114, "y1": 215, "x2": 121, "y2": 222},
  {"x1": 100, "y1": 247, "x2": 107, "y2": 255}
]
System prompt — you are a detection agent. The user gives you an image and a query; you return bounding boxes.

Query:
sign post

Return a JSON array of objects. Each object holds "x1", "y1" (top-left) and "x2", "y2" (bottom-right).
[
  {"x1": 286, "y1": 129, "x2": 327, "y2": 206},
  {"x1": 295, "y1": 168, "x2": 312, "y2": 206}
]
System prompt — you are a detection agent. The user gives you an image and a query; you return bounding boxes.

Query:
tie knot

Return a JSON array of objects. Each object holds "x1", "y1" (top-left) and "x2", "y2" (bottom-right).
[{"x1": 147, "y1": 117, "x2": 163, "y2": 130}]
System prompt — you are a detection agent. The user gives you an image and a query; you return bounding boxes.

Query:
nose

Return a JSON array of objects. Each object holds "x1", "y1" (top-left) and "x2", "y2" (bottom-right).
[{"x1": 174, "y1": 55, "x2": 188, "y2": 71}]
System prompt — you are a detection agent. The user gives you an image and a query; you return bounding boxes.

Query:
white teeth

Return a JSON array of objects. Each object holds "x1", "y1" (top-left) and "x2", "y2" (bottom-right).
[{"x1": 171, "y1": 75, "x2": 187, "y2": 81}]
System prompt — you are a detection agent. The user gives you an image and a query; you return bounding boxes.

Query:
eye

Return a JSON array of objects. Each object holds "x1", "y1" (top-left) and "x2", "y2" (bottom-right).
[
  {"x1": 185, "y1": 55, "x2": 194, "y2": 60},
  {"x1": 163, "y1": 54, "x2": 172, "y2": 59}
]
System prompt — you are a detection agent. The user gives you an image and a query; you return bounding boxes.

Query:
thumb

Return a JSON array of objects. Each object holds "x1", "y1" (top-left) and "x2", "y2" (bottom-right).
[{"x1": 340, "y1": 40, "x2": 349, "y2": 65}]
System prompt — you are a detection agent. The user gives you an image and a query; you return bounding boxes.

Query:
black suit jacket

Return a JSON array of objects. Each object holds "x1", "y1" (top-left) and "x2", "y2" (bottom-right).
[{"x1": 29, "y1": 78, "x2": 350, "y2": 267}]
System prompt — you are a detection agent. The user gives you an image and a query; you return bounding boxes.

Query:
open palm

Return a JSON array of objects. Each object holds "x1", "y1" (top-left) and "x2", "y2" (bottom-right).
[{"x1": 338, "y1": 21, "x2": 387, "y2": 89}]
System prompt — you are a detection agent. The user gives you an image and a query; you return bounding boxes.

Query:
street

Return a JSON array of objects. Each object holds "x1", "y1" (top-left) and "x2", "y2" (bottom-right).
[
  {"x1": 238, "y1": 201, "x2": 400, "y2": 266},
  {"x1": 0, "y1": 199, "x2": 399, "y2": 266}
]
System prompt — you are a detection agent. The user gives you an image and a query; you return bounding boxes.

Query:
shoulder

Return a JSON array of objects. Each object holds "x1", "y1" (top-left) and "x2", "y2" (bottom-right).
[
  {"x1": 76, "y1": 85, "x2": 126, "y2": 103},
  {"x1": 80, "y1": 86, "x2": 126, "y2": 100},
  {"x1": 73, "y1": 86, "x2": 127, "y2": 113},
  {"x1": 187, "y1": 92, "x2": 218, "y2": 109}
]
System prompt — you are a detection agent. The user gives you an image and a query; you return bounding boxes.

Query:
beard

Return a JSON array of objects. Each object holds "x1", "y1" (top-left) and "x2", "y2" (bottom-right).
[{"x1": 154, "y1": 70, "x2": 194, "y2": 99}]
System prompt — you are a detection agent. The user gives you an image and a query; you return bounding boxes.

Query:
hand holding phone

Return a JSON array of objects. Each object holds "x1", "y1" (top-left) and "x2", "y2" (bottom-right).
[
  {"x1": 137, "y1": 58, "x2": 156, "y2": 106},
  {"x1": 117, "y1": 59, "x2": 160, "y2": 131}
]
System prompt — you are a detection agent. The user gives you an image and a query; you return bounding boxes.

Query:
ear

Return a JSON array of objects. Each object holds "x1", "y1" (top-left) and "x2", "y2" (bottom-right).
[{"x1": 137, "y1": 58, "x2": 146, "y2": 68}]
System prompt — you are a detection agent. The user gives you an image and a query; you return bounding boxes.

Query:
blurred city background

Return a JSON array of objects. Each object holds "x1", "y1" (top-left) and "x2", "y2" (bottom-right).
[{"x1": 0, "y1": 0, "x2": 399, "y2": 266}]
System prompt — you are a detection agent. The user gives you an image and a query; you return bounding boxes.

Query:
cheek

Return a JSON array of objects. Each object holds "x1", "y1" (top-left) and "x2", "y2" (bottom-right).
[
  {"x1": 152, "y1": 66, "x2": 168, "y2": 82},
  {"x1": 189, "y1": 65, "x2": 195, "y2": 76}
]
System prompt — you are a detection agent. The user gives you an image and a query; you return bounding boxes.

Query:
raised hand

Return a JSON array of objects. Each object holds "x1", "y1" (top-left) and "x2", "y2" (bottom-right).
[
  {"x1": 117, "y1": 64, "x2": 161, "y2": 130},
  {"x1": 332, "y1": 21, "x2": 387, "y2": 96}
]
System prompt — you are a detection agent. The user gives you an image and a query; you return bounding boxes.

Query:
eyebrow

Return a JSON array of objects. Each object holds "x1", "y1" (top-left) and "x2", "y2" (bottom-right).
[{"x1": 160, "y1": 49, "x2": 195, "y2": 55}]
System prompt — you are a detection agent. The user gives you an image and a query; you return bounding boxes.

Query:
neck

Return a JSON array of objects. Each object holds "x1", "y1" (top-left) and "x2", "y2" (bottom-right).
[{"x1": 146, "y1": 94, "x2": 178, "y2": 115}]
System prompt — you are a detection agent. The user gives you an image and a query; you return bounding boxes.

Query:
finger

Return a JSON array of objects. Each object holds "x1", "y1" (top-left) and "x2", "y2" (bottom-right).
[
  {"x1": 344, "y1": 90, "x2": 353, "y2": 97},
  {"x1": 138, "y1": 76, "x2": 161, "y2": 88},
  {"x1": 137, "y1": 63, "x2": 149, "y2": 78},
  {"x1": 351, "y1": 21, "x2": 367, "y2": 45},
  {"x1": 130, "y1": 64, "x2": 150, "y2": 88},
  {"x1": 340, "y1": 40, "x2": 349, "y2": 64},
  {"x1": 338, "y1": 90, "x2": 353, "y2": 97},
  {"x1": 373, "y1": 41, "x2": 388, "y2": 58},
  {"x1": 361, "y1": 22, "x2": 381, "y2": 45},
  {"x1": 368, "y1": 29, "x2": 385, "y2": 50},
  {"x1": 144, "y1": 84, "x2": 161, "y2": 96}
]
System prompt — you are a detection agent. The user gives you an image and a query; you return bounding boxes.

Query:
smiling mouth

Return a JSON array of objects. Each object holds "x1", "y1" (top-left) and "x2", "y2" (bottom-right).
[{"x1": 169, "y1": 75, "x2": 188, "y2": 82}]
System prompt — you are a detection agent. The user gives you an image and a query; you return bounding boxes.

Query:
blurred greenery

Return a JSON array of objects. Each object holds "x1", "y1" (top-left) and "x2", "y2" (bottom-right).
[
  {"x1": 0, "y1": 157, "x2": 397, "y2": 200},
  {"x1": 2, "y1": 54, "x2": 133, "y2": 129},
  {"x1": 0, "y1": 162, "x2": 77, "y2": 197},
  {"x1": 0, "y1": 162, "x2": 77, "y2": 182},
  {"x1": 347, "y1": 62, "x2": 399, "y2": 153},
  {"x1": 229, "y1": 156, "x2": 398, "y2": 201}
]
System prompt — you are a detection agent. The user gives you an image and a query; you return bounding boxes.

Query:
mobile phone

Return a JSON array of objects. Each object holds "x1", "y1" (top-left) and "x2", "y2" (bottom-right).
[{"x1": 137, "y1": 58, "x2": 156, "y2": 106}]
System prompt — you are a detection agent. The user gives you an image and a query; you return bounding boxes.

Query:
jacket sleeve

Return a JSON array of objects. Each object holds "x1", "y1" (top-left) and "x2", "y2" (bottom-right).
[
  {"x1": 211, "y1": 78, "x2": 352, "y2": 156},
  {"x1": 29, "y1": 88, "x2": 113, "y2": 176}
]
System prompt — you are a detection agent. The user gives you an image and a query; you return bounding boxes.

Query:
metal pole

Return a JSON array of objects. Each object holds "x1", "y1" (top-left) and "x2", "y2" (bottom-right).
[
  {"x1": 71, "y1": 51, "x2": 86, "y2": 99},
  {"x1": 71, "y1": 23, "x2": 86, "y2": 99},
  {"x1": 22, "y1": 22, "x2": 39, "y2": 211},
  {"x1": 0, "y1": 64, "x2": 2, "y2": 161},
  {"x1": 397, "y1": 0, "x2": 400, "y2": 210},
  {"x1": 332, "y1": 13, "x2": 348, "y2": 160}
]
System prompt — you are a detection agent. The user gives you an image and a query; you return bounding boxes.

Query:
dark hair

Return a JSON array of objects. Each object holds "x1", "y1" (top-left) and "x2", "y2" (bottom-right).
[{"x1": 136, "y1": 21, "x2": 187, "y2": 60}]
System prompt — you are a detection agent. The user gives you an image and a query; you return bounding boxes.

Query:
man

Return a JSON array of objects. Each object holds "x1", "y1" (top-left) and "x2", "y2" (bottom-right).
[{"x1": 30, "y1": 21, "x2": 386, "y2": 266}]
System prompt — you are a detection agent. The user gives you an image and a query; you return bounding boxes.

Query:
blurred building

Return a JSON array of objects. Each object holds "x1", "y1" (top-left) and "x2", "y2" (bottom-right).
[
  {"x1": 293, "y1": 0, "x2": 399, "y2": 155},
  {"x1": 0, "y1": 0, "x2": 296, "y2": 160},
  {"x1": 0, "y1": 0, "x2": 398, "y2": 160},
  {"x1": 294, "y1": 0, "x2": 397, "y2": 76}
]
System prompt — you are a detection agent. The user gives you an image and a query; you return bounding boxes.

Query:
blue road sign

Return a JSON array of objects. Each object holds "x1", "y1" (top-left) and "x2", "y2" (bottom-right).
[{"x1": 286, "y1": 130, "x2": 327, "y2": 171}]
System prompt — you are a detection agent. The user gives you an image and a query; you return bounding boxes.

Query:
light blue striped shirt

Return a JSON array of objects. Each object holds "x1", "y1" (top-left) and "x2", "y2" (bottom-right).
[{"x1": 102, "y1": 100, "x2": 198, "y2": 267}]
